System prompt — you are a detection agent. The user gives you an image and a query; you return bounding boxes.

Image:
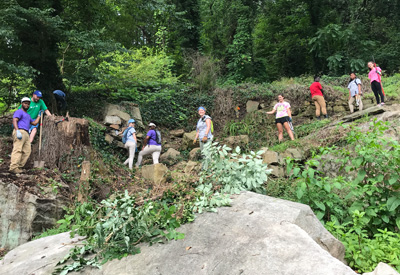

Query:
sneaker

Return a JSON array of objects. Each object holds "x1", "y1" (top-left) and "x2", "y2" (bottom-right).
[
  {"x1": 324, "y1": 114, "x2": 329, "y2": 119},
  {"x1": 380, "y1": 102, "x2": 385, "y2": 106},
  {"x1": 316, "y1": 116, "x2": 321, "y2": 120}
]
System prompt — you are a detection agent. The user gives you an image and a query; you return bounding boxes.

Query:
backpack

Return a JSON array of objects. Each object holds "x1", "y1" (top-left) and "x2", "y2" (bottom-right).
[
  {"x1": 201, "y1": 115, "x2": 214, "y2": 134},
  {"x1": 122, "y1": 127, "x2": 133, "y2": 144},
  {"x1": 153, "y1": 129, "x2": 162, "y2": 144}
]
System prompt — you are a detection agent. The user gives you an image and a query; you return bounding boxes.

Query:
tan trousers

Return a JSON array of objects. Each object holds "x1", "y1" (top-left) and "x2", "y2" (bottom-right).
[
  {"x1": 349, "y1": 96, "x2": 363, "y2": 113},
  {"x1": 10, "y1": 129, "x2": 31, "y2": 171},
  {"x1": 136, "y1": 145, "x2": 161, "y2": 167},
  {"x1": 312, "y1": 95, "x2": 327, "y2": 117}
]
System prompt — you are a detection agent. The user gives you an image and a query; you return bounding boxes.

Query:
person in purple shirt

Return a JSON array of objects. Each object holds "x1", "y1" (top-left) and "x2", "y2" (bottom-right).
[
  {"x1": 9, "y1": 97, "x2": 41, "y2": 173},
  {"x1": 135, "y1": 123, "x2": 162, "y2": 167}
]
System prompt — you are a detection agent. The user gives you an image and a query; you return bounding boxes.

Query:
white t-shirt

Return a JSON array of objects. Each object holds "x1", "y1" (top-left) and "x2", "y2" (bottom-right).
[
  {"x1": 273, "y1": 102, "x2": 291, "y2": 119},
  {"x1": 347, "y1": 78, "x2": 362, "y2": 97}
]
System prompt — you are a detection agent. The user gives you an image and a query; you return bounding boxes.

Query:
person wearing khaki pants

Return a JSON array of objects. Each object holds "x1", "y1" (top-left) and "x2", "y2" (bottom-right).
[
  {"x1": 348, "y1": 72, "x2": 363, "y2": 113},
  {"x1": 10, "y1": 97, "x2": 40, "y2": 173},
  {"x1": 309, "y1": 76, "x2": 328, "y2": 119}
]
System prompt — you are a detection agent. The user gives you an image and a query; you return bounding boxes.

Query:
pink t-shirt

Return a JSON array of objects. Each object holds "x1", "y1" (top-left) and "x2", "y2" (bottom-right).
[
  {"x1": 368, "y1": 67, "x2": 382, "y2": 83},
  {"x1": 274, "y1": 102, "x2": 291, "y2": 118}
]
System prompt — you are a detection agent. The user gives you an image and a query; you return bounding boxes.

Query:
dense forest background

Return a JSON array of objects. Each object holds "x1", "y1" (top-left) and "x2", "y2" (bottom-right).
[{"x1": 1, "y1": 0, "x2": 400, "y2": 113}]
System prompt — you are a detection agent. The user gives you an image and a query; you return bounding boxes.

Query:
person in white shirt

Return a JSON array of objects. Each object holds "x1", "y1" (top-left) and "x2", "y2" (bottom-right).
[{"x1": 347, "y1": 72, "x2": 363, "y2": 113}]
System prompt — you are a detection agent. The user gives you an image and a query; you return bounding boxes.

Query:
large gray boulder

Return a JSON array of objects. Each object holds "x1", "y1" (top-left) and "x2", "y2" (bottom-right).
[
  {"x1": 0, "y1": 180, "x2": 67, "y2": 250},
  {"x1": 1, "y1": 192, "x2": 356, "y2": 275},
  {"x1": 0, "y1": 232, "x2": 83, "y2": 275}
]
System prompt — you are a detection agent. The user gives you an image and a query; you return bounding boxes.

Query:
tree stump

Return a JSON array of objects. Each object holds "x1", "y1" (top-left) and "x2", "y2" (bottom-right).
[{"x1": 30, "y1": 116, "x2": 90, "y2": 169}]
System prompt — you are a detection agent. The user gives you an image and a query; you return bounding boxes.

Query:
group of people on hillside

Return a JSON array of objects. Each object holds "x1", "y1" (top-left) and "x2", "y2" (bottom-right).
[
  {"x1": 122, "y1": 120, "x2": 162, "y2": 170},
  {"x1": 9, "y1": 90, "x2": 66, "y2": 173},
  {"x1": 10, "y1": 62, "x2": 385, "y2": 173},
  {"x1": 122, "y1": 106, "x2": 213, "y2": 171},
  {"x1": 260, "y1": 61, "x2": 386, "y2": 144}
]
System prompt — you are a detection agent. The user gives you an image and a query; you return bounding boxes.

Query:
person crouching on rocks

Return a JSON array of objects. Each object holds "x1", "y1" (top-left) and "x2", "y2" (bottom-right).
[
  {"x1": 135, "y1": 123, "x2": 162, "y2": 167},
  {"x1": 123, "y1": 119, "x2": 137, "y2": 170},
  {"x1": 266, "y1": 94, "x2": 295, "y2": 143},
  {"x1": 9, "y1": 97, "x2": 41, "y2": 174},
  {"x1": 194, "y1": 106, "x2": 213, "y2": 151}
]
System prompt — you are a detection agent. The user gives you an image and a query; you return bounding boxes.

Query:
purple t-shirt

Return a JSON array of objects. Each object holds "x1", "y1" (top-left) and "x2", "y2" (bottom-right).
[
  {"x1": 13, "y1": 109, "x2": 34, "y2": 131},
  {"x1": 147, "y1": 130, "x2": 161, "y2": 146}
]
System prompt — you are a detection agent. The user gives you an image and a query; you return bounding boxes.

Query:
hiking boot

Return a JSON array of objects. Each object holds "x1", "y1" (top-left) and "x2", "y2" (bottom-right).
[
  {"x1": 9, "y1": 168, "x2": 23, "y2": 174},
  {"x1": 324, "y1": 114, "x2": 329, "y2": 119},
  {"x1": 316, "y1": 116, "x2": 321, "y2": 120}
]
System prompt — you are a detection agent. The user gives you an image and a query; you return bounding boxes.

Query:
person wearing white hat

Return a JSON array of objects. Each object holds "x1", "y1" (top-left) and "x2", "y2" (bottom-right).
[
  {"x1": 135, "y1": 123, "x2": 162, "y2": 167},
  {"x1": 9, "y1": 97, "x2": 41, "y2": 173},
  {"x1": 18, "y1": 90, "x2": 52, "y2": 143}
]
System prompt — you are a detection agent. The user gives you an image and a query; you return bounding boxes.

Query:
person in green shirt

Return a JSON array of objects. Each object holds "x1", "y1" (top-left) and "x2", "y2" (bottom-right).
[{"x1": 18, "y1": 90, "x2": 52, "y2": 142}]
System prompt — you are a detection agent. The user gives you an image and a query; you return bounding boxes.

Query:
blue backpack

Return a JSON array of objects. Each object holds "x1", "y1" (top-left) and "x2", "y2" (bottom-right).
[{"x1": 122, "y1": 127, "x2": 133, "y2": 144}]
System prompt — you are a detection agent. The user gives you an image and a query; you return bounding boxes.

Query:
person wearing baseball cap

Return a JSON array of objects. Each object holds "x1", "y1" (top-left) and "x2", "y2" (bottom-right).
[
  {"x1": 18, "y1": 90, "x2": 52, "y2": 143},
  {"x1": 135, "y1": 122, "x2": 162, "y2": 167},
  {"x1": 9, "y1": 97, "x2": 41, "y2": 173},
  {"x1": 123, "y1": 119, "x2": 137, "y2": 170}
]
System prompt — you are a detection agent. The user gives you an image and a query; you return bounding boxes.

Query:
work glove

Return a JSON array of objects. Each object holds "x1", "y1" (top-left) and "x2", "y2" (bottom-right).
[
  {"x1": 38, "y1": 110, "x2": 43, "y2": 117},
  {"x1": 202, "y1": 136, "x2": 208, "y2": 142},
  {"x1": 193, "y1": 139, "x2": 197, "y2": 144},
  {"x1": 16, "y1": 130, "x2": 22, "y2": 139}
]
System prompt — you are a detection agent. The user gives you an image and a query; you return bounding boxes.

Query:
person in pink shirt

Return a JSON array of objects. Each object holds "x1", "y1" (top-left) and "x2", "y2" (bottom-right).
[
  {"x1": 266, "y1": 94, "x2": 295, "y2": 142},
  {"x1": 367, "y1": 61, "x2": 385, "y2": 105}
]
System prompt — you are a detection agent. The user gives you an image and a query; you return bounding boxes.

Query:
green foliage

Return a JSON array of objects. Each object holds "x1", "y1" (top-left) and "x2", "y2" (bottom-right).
[
  {"x1": 294, "y1": 119, "x2": 331, "y2": 138},
  {"x1": 253, "y1": 0, "x2": 312, "y2": 80},
  {"x1": 55, "y1": 191, "x2": 185, "y2": 273},
  {"x1": 285, "y1": 120, "x2": 400, "y2": 272},
  {"x1": 194, "y1": 142, "x2": 270, "y2": 213},
  {"x1": 188, "y1": 53, "x2": 220, "y2": 91},
  {"x1": 96, "y1": 48, "x2": 179, "y2": 89},
  {"x1": 327, "y1": 212, "x2": 400, "y2": 273}
]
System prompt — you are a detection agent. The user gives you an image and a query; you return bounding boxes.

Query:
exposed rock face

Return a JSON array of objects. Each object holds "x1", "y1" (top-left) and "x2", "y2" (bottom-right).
[
  {"x1": 269, "y1": 165, "x2": 285, "y2": 178},
  {"x1": 184, "y1": 160, "x2": 201, "y2": 174},
  {"x1": 159, "y1": 148, "x2": 181, "y2": 162},
  {"x1": 246, "y1": 100, "x2": 260, "y2": 113},
  {"x1": 223, "y1": 135, "x2": 249, "y2": 148},
  {"x1": 189, "y1": 148, "x2": 201, "y2": 161},
  {"x1": 281, "y1": 148, "x2": 305, "y2": 161},
  {"x1": 0, "y1": 232, "x2": 83, "y2": 275},
  {"x1": 0, "y1": 181, "x2": 67, "y2": 250},
  {"x1": 140, "y1": 163, "x2": 168, "y2": 184},
  {"x1": 0, "y1": 192, "x2": 356, "y2": 275},
  {"x1": 181, "y1": 131, "x2": 199, "y2": 150},
  {"x1": 170, "y1": 129, "x2": 185, "y2": 137},
  {"x1": 104, "y1": 115, "x2": 121, "y2": 125},
  {"x1": 120, "y1": 102, "x2": 144, "y2": 129},
  {"x1": 262, "y1": 149, "x2": 281, "y2": 165}
]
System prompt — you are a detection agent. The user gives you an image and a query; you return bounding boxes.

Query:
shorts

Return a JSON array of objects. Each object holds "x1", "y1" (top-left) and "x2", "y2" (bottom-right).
[
  {"x1": 29, "y1": 124, "x2": 39, "y2": 133},
  {"x1": 275, "y1": 116, "x2": 290, "y2": 125}
]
